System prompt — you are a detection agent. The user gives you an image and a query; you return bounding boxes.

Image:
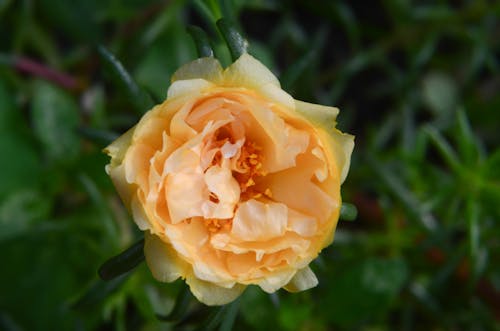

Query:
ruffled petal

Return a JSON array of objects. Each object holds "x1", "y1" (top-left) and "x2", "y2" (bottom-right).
[
  {"x1": 283, "y1": 266, "x2": 318, "y2": 292},
  {"x1": 186, "y1": 275, "x2": 246, "y2": 306},
  {"x1": 144, "y1": 232, "x2": 188, "y2": 282},
  {"x1": 231, "y1": 200, "x2": 287, "y2": 241}
]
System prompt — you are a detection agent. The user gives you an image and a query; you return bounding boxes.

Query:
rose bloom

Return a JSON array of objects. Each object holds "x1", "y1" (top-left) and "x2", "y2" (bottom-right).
[{"x1": 105, "y1": 54, "x2": 354, "y2": 305}]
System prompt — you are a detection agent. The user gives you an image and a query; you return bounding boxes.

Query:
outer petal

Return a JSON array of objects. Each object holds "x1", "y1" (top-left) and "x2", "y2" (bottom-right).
[
  {"x1": 144, "y1": 232, "x2": 188, "y2": 282},
  {"x1": 317, "y1": 128, "x2": 355, "y2": 184},
  {"x1": 186, "y1": 276, "x2": 246, "y2": 306},
  {"x1": 171, "y1": 57, "x2": 223, "y2": 83},
  {"x1": 223, "y1": 53, "x2": 280, "y2": 89},
  {"x1": 104, "y1": 126, "x2": 135, "y2": 167},
  {"x1": 257, "y1": 268, "x2": 297, "y2": 293},
  {"x1": 294, "y1": 100, "x2": 339, "y2": 131},
  {"x1": 295, "y1": 100, "x2": 354, "y2": 183},
  {"x1": 283, "y1": 266, "x2": 318, "y2": 292}
]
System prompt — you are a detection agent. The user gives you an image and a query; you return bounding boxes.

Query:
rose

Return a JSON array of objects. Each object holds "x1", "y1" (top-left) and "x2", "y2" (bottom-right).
[{"x1": 104, "y1": 54, "x2": 354, "y2": 305}]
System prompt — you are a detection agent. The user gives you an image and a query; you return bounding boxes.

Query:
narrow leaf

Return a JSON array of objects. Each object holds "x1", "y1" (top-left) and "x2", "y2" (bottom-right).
[
  {"x1": 72, "y1": 274, "x2": 129, "y2": 309},
  {"x1": 187, "y1": 25, "x2": 214, "y2": 58},
  {"x1": 216, "y1": 19, "x2": 248, "y2": 61},
  {"x1": 98, "y1": 46, "x2": 154, "y2": 114},
  {"x1": 98, "y1": 238, "x2": 145, "y2": 281},
  {"x1": 219, "y1": 299, "x2": 240, "y2": 331},
  {"x1": 156, "y1": 285, "x2": 193, "y2": 322}
]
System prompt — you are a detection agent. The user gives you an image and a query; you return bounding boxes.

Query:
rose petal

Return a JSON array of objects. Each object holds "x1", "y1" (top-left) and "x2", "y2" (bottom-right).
[
  {"x1": 144, "y1": 232, "x2": 187, "y2": 282},
  {"x1": 257, "y1": 268, "x2": 297, "y2": 293},
  {"x1": 223, "y1": 53, "x2": 280, "y2": 89},
  {"x1": 283, "y1": 266, "x2": 318, "y2": 292},
  {"x1": 287, "y1": 208, "x2": 317, "y2": 237},
  {"x1": 166, "y1": 169, "x2": 207, "y2": 224},
  {"x1": 171, "y1": 57, "x2": 223, "y2": 84},
  {"x1": 186, "y1": 275, "x2": 246, "y2": 306},
  {"x1": 231, "y1": 200, "x2": 287, "y2": 241}
]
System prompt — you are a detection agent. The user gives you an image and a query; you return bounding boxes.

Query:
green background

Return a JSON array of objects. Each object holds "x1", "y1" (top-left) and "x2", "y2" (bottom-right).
[{"x1": 0, "y1": 0, "x2": 499, "y2": 330}]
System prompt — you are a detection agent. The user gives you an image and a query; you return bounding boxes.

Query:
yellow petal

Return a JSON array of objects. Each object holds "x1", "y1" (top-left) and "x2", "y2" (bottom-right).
[
  {"x1": 223, "y1": 53, "x2": 280, "y2": 89},
  {"x1": 104, "y1": 125, "x2": 135, "y2": 167},
  {"x1": 186, "y1": 275, "x2": 246, "y2": 306},
  {"x1": 294, "y1": 100, "x2": 339, "y2": 131},
  {"x1": 167, "y1": 78, "x2": 215, "y2": 100},
  {"x1": 144, "y1": 232, "x2": 187, "y2": 282},
  {"x1": 131, "y1": 193, "x2": 150, "y2": 230},
  {"x1": 317, "y1": 128, "x2": 355, "y2": 184},
  {"x1": 106, "y1": 163, "x2": 135, "y2": 207},
  {"x1": 257, "y1": 268, "x2": 296, "y2": 293},
  {"x1": 231, "y1": 200, "x2": 287, "y2": 241},
  {"x1": 171, "y1": 57, "x2": 223, "y2": 83},
  {"x1": 283, "y1": 266, "x2": 318, "y2": 292}
]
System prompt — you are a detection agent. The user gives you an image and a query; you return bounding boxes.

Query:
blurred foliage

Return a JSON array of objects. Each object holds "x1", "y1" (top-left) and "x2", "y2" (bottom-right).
[{"x1": 0, "y1": 0, "x2": 499, "y2": 330}]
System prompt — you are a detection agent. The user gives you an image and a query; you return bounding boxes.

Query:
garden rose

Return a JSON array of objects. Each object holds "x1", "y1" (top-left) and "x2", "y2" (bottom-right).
[{"x1": 104, "y1": 54, "x2": 354, "y2": 305}]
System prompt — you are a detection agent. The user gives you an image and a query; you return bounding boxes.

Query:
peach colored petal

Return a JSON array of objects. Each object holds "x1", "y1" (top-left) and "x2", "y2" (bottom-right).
[
  {"x1": 203, "y1": 161, "x2": 240, "y2": 219},
  {"x1": 166, "y1": 169, "x2": 207, "y2": 224},
  {"x1": 231, "y1": 200, "x2": 287, "y2": 241},
  {"x1": 287, "y1": 208, "x2": 318, "y2": 237}
]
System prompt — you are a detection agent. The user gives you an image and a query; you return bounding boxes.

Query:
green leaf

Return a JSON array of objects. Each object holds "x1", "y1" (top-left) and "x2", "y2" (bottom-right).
[
  {"x1": 98, "y1": 239, "x2": 145, "y2": 280},
  {"x1": 31, "y1": 80, "x2": 80, "y2": 163},
  {"x1": 98, "y1": 46, "x2": 154, "y2": 114},
  {"x1": 72, "y1": 275, "x2": 129, "y2": 310},
  {"x1": 156, "y1": 285, "x2": 193, "y2": 322},
  {"x1": 219, "y1": 298, "x2": 240, "y2": 331},
  {"x1": 216, "y1": 19, "x2": 248, "y2": 62},
  {"x1": 322, "y1": 258, "x2": 408, "y2": 327},
  {"x1": 188, "y1": 25, "x2": 214, "y2": 58}
]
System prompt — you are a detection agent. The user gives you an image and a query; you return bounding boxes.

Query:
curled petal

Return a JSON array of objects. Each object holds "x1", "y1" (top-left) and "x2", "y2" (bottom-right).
[
  {"x1": 283, "y1": 266, "x2": 318, "y2": 292},
  {"x1": 186, "y1": 275, "x2": 246, "y2": 306}
]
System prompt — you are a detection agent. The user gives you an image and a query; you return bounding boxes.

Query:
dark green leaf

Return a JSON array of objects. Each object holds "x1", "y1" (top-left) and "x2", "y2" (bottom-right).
[
  {"x1": 72, "y1": 275, "x2": 129, "y2": 309},
  {"x1": 156, "y1": 285, "x2": 193, "y2": 322},
  {"x1": 98, "y1": 239, "x2": 145, "y2": 280},
  {"x1": 98, "y1": 46, "x2": 154, "y2": 114},
  {"x1": 187, "y1": 25, "x2": 214, "y2": 58},
  {"x1": 219, "y1": 298, "x2": 240, "y2": 331},
  {"x1": 216, "y1": 19, "x2": 248, "y2": 62}
]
